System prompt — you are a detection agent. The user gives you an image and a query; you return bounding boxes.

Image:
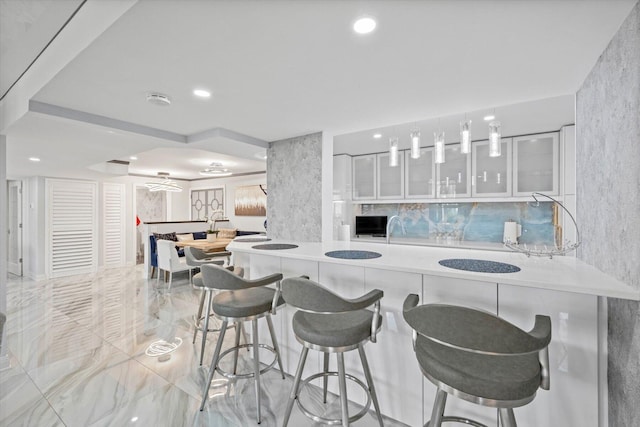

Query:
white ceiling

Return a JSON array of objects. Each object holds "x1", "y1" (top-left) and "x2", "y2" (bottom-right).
[{"x1": 2, "y1": 0, "x2": 636, "y2": 179}]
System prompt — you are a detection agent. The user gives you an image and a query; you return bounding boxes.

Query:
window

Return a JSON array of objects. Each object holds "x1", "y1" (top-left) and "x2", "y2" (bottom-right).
[{"x1": 191, "y1": 187, "x2": 224, "y2": 220}]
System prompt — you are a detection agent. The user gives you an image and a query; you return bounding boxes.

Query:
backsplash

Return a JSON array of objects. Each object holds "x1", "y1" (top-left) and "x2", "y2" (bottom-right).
[{"x1": 357, "y1": 201, "x2": 556, "y2": 245}]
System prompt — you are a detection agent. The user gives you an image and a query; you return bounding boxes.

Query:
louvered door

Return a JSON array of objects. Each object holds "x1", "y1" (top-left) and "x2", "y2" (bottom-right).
[
  {"x1": 102, "y1": 183, "x2": 125, "y2": 268},
  {"x1": 46, "y1": 179, "x2": 98, "y2": 278}
]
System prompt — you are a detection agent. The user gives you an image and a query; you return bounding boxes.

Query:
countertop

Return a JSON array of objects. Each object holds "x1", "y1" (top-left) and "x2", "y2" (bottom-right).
[{"x1": 227, "y1": 239, "x2": 640, "y2": 301}]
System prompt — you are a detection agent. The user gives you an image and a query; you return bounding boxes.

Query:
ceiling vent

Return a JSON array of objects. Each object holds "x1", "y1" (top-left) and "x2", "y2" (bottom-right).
[{"x1": 146, "y1": 93, "x2": 171, "y2": 106}]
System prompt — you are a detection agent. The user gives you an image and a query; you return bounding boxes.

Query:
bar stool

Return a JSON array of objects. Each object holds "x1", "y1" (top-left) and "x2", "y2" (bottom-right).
[
  {"x1": 281, "y1": 276, "x2": 384, "y2": 427},
  {"x1": 185, "y1": 247, "x2": 240, "y2": 365},
  {"x1": 198, "y1": 263, "x2": 285, "y2": 424},
  {"x1": 185, "y1": 246, "x2": 231, "y2": 285},
  {"x1": 402, "y1": 295, "x2": 551, "y2": 427}
]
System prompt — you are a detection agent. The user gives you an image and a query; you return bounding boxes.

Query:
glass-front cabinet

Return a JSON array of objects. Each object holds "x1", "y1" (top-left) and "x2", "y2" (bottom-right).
[
  {"x1": 513, "y1": 132, "x2": 559, "y2": 196},
  {"x1": 352, "y1": 154, "x2": 376, "y2": 200},
  {"x1": 405, "y1": 148, "x2": 435, "y2": 198},
  {"x1": 436, "y1": 144, "x2": 471, "y2": 198},
  {"x1": 377, "y1": 152, "x2": 404, "y2": 199},
  {"x1": 472, "y1": 138, "x2": 513, "y2": 197}
]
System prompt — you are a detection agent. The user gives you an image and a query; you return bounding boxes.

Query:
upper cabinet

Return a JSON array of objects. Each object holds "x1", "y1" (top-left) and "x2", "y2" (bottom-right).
[
  {"x1": 513, "y1": 132, "x2": 559, "y2": 196},
  {"x1": 352, "y1": 154, "x2": 376, "y2": 200},
  {"x1": 472, "y1": 138, "x2": 513, "y2": 197},
  {"x1": 377, "y1": 152, "x2": 404, "y2": 199},
  {"x1": 346, "y1": 130, "x2": 560, "y2": 202},
  {"x1": 405, "y1": 148, "x2": 435, "y2": 199},
  {"x1": 436, "y1": 144, "x2": 471, "y2": 198}
]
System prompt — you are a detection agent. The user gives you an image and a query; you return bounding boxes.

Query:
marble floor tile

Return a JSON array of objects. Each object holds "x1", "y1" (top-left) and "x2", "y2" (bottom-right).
[
  {"x1": 2, "y1": 267, "x2": 409, "y2": 427},
  {"x1": 0, "y1": 352, "x2": 65, "y2": 427},
  {"x1": 43, "y1": 358, "x2": 170, "y2": 427}
]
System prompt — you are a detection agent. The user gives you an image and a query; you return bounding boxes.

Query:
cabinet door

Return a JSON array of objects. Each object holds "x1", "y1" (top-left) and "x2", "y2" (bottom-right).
[
  {"x1": 405, "y1": 148, "x2": 435, "y2": 198},
  {"x1": 352, "y1": 154, "x2": 376, "y2": 200},
  {"x1": 436, "y1": 144, "x2": 471, "y2": 198},
  {"x1": 513, "y1": 132, "x2": 559, "y2": 196},
  {"x1": 498, "y1": 285, "x2": 599, "y2": 427},
  {"x1": 471, "y1": 138, "x2": 512, "y2": 197},
  {"x1": 377, "y1": 152, "x2": 404, "y2": 199},
  {"x1": 364, "y1": 268, "x2": 423, "y2": 427}
]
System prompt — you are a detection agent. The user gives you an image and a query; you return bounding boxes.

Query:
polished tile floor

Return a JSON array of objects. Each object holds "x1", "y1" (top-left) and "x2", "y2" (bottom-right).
[{"x1": 1, "y1": 266, "x2": 407, "y2": 427}]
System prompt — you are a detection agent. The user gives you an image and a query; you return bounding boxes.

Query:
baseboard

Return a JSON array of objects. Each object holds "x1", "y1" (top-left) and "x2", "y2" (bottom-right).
[{"x1": 27, "y1": 272, "x2": 46, "y2": 281}]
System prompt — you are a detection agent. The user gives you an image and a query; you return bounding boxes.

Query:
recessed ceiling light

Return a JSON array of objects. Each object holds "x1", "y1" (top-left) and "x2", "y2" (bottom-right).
[
  {"x1": 353, "y1": 17, "x2": 376, "y2": 34},
  {"x1": 373, "y1": 133, "x2": 382, "y2": 139},
  {"x1": 129, "y1": 156, "x2": 138, "y2": 160},
  {"x1": 193, "y1": 89, "x2": 211, "y2": 98},
  {"x1": 29, "y1": 157, "x2": 40, "y2": 162},
  {"x1": 484, "y1": 115, "x2": 495, "y2": 121}
]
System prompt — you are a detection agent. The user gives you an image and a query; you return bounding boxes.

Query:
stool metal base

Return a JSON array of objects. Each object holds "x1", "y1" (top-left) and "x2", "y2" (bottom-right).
[
  {"x1": 296, "y1": 371, "x2": 371, "y2": 426},
  {"x1": 283, "y1": 343, "x2": 383, "y2": 427},
  {"x1": 427, "y1": 387, "x2": 518, "y2": 427},
  {"x1": 199, "y1": 315, "x2": 285, "y2": 425},
  {"x1": 215, "y1": 343, "x2": 279, "y2": 379},
  {"x1": 425, "y1": 416, "x2": 488, "y2": 427}
]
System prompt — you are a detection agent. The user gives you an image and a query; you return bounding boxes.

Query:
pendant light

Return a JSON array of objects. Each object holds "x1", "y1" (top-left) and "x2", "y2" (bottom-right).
[
  {"x1": 200, "y1": 162, "x2": 232, "y2": 177},
  {"x1": 460, "y1": 116, "x2": 471, "y2": 154},
  {"x1": 389, "y1": 136, "x2": 399, "y2": 167},
  {"x1": 488, "y1": 120, "x2": 502, "y2": 157},
  {"x1": 434, "y1": 130, "x2": 445, "y2": 164},
  {"x1": 144, "y1": 172, "x2": 182, "y2": 192},
  {"x1": 410, "y1": 129, "x2": 421, "y2": 159}
]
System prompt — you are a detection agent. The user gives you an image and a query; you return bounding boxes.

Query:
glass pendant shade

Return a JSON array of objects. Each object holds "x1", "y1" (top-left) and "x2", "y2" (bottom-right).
[
  {"x1": 460, "y1": 120, "x2": 471, "y2": 154},
  {"x1": 389, "y1": 137, "x2": 399, "y2": 167},
  {"x1": 434, "y1": 131, "x2": 445, "y2": 164},
  {"x1": 488, "y1": 121, "x2": 502, "y2": 157},
  {"x1": 410, "y1": 130, "x2": 421, "y2": 159}
]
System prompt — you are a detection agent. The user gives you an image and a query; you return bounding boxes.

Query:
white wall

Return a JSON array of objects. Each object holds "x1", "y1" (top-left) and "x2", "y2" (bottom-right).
[
  {"x1": 189, "y1": 173, "x2": 267, "y2": 232},
  {"x1": 0, "y1": 135, "x2": 7, "y2": 362}
]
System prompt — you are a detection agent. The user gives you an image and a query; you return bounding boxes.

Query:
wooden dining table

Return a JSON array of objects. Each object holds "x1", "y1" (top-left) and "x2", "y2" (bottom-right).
[{"x1": 174, "y1": 239, "x2": 231, "y2": 253}]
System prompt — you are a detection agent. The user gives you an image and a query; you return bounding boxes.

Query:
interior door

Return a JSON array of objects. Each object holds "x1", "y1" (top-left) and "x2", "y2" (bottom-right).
[{"x1": 7, "y1": 180, "x2": 23, "y2": 276}]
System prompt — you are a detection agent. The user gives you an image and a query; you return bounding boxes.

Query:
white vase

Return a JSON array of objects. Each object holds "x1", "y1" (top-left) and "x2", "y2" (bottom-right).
[{"x1": 206, "y1": 234, "x2": 216, "y2": 241}]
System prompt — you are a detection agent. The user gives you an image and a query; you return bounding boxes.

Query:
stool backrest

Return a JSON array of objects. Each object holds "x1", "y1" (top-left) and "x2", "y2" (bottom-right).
[
  {"x1": 201, "y1": 263, "x2": 282, "y2": 291},
  {"x1": 403, "y1": 294, "x2": 551, "y2": 389},
  {"x1": 282, "y1": 276, "x2": 382, "y2": 313},
  {"x1": 184, "y1": 247, "x2": 224, "y2": 267}
]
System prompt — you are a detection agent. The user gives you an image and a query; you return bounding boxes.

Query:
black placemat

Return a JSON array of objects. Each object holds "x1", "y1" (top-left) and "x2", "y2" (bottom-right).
[
  {"x1": 325, "y1": 250, "x2": 382, "y2": 260},
  {"x1": 252, "y1": 243, "x2": 299, "y2": 250},
  {"x1": 235, "y1": 238, "x2": 272, "y2": 243},
  {"x1": 439, "y1": 259, "x2": 521, "y2": 273}
]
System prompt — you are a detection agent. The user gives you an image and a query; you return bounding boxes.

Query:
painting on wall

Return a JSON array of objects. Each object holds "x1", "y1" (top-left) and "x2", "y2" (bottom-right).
[{"x1": 235, "y1": 185, "x2": 267, "y2": 216}]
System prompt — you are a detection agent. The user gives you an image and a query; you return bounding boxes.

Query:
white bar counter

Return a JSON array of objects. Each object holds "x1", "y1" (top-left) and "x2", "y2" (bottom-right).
[
  {"x1": 228, "y1": 239, "x2": 639, "y2": 300},
  {"x1": 227, "y1": 239, "x2": 638, "y2": 427}
]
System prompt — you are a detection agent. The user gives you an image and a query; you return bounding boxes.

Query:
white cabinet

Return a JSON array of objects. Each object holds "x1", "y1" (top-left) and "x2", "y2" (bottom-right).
[
  {"x1": 364, "y1": 268, "x2": 423, "y2": 427},
  {"x1": 405, "y1": 148, "x2": 435, "y2": 198},
  {"x1": 513, "y1": 132, "x2": 559, "y2": 196},
  {"x1": 436, "y1": 144, "x2": 471, "y2": 198},
  {"x1": 377, "y1": 152, "x2": 404, "y2": 199},
  {"x1": 472, "y1": 138, "x2": 513, "y2": 197},
  {"x1": 333, "y1": 154, "x2": 352, "y2": 200},
  {"x1": 497, "y1": 285, "x2": 599, "y2": 427},
  {"x1": 352, "y1": 154, "x2": 376, "y2": 200}
]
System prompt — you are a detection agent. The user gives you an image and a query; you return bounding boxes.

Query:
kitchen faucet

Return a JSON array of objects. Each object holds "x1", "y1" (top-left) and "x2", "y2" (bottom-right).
[{"x1": 386, "y1": 215, "x2": 406, "y2": 244}]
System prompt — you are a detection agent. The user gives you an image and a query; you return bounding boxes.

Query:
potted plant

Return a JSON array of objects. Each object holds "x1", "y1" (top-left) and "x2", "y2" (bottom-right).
[{"x1": 206, "y1": 210, "x2": 224, "y2": 241}]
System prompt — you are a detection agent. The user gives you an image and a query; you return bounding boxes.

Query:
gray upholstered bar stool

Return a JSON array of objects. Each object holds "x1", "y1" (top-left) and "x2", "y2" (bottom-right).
[
  {"x1": 402, "y1": 295, "x2": 551, "y2": 427},
  {"x1": 185, "y1": 247, "x2": 240, "y2": 365},
  {"x1": 198, "y1": 263, "x2": 285, "y2": 424},
  {"x1": 281, "y1": 276, "x2": 384, "y2": 427}
]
